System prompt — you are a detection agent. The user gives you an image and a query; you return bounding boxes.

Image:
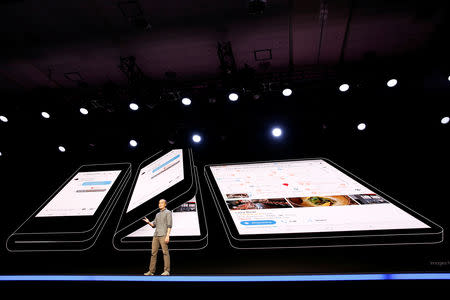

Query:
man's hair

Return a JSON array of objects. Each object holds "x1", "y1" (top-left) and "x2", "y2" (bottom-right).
[{"x1": 160, "y1": 199, "x2": 167, "y2": 204}]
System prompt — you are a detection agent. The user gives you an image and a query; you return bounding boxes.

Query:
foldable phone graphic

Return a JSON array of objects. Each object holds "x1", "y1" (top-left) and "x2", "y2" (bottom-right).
[
  {"x1": 6, "y1": 163, "x2": 132, "y2": 252},
  {"x1": 204, "y1": 158, "x2": 443, "y2": 249},
  {"x1": 113, "y1": 148, "x2": 207, "y2": 251}
]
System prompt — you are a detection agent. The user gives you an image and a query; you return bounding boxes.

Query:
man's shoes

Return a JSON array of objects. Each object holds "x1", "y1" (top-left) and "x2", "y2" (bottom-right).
[
  {"x1": 144, "y1": 271, "x2": 154, "y2": 276},
  {"x1": 161, "y1": 271, "x2": 170, "y2": 276}
]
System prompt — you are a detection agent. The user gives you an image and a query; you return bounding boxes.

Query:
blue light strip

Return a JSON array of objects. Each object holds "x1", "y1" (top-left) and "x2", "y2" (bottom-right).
[
  {"x1": 0, "y1": 273, "x2": 449, "y2": 282},
  {"x1": 82, "y1": 181, "x2": 112, "y2": 186}
]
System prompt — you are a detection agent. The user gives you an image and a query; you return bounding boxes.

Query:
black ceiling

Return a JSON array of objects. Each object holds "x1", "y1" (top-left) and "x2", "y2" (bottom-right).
[{"x1": 1, "y1": 0, "x2": 449, "y2": 89}]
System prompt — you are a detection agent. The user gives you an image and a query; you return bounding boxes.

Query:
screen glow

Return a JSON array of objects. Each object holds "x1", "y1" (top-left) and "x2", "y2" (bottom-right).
[
  {"x1": 36, "y1": 170, "x2": 121, "y2": 217},
  {"x1": 126, "y1": 149, "x2": 184, "y2": 212},
  {"x1": 210, "y1": 159, "x2": 429, "y2": 235},
  {"x1": 127, "y1": 197, "x2": 201, "y2": 237}
]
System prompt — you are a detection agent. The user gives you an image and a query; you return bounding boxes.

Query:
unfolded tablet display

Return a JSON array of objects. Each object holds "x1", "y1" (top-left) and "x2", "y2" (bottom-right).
[
  {"x1": 127, "y1": 149, "x2": 183, "y2": 212},
  {"x1": 205, "y1": 158, "x2": 443, "y2": 248},
  {"x1": 36, "y1": 170, "x2": 122, "y2": 217},
  {"x1": 211, "y1": 159, "x2": 428, "y2": 234},
  {"x1": 126, "y1": 197, "x2": 201, "y2": 237}
]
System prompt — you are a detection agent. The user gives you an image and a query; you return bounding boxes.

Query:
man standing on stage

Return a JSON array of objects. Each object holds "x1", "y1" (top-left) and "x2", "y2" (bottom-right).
[{"x1": 143, "y1": 199, "x2": 172, "y2": 276}]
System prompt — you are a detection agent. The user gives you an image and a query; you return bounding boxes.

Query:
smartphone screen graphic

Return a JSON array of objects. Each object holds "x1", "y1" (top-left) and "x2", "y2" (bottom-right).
[
  {"x1": 7, "y1": 163, "x2": 131, "y2": 252},
  {"x1": 126, "y1": 149, "x2": 184, "y2": 213},
  {"x1": 36, "y1": 170, "x2": 122, "y2": 217}
]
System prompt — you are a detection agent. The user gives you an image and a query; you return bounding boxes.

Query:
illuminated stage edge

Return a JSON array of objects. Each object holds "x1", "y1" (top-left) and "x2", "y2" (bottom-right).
[{"x1": 0, "y1": 273, "x2": 450, "y2": 282}]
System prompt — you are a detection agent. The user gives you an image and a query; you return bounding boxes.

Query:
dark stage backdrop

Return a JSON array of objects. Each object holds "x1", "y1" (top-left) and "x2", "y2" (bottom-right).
[{"x1": 0, "y1": 74, "x2": 449, "y2": 276}]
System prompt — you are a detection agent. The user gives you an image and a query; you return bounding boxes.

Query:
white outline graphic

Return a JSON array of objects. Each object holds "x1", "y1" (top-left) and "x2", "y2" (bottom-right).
[
  {"x1": 204, "y1": 157, "x2": 444, "y2": 249},
  {"x1": 113, "y1": 149, "x2": 208, "y2": 251},
  {"x1": 117, "y1": 167, "x2": 208, "y2": 251},
  {"x1": 6, "y1": 163, "x2": 132, "y2": 252}
]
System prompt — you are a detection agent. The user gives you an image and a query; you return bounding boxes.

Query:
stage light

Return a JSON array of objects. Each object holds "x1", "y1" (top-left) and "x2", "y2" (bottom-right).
[
  {"x1": 387, "y1": 79, "x2": 397, "y2": 87},
  {"x1": 441, "y1": 116, "x2": 449, "y2": 125},
  {"x1": 448, "y1": 75, "x2": 450, "y2": 81},
  {"x1": 41, "y1": 112, "x2": 50, "y2": 119},
  {"x1": 0, "y1": 115, "x2": 8, "y2": 122},
  {"x1": 182, "y1": 98, "x2": 192, "y2": 106},
  {"x1": 129, "y1": 103, "x2": 139, "y2": 111},
  {"x1": 282, "y1": 88, "x2": 292, "y2": 97},
  {"x1": 129, "y1": 139, "x2": 137, "y2": 147},
  {"x1": 80, "y1": 108, "x2": 88, "y2": 115},
  {"x1": 0, "y1": 152, "x2": 2, "y2": 157},
  {"x1": 228, "y1": 93, "x2": 239, "y2": 101},
  {"x1": 357, "y1": 123, "x2": 366, "y2": 131},
  {"x1": 192, "y1": 134, "x2": 202, "y2": 143},
  {"x1": 58, "y1": 146, "x2": 66, "y2": 152},
  {"x1": 272, "y1": 127, "x2": 282, "y2": 137},
  {"x1": 339, "y1": 84, "x2": 349, "y2": 92}
]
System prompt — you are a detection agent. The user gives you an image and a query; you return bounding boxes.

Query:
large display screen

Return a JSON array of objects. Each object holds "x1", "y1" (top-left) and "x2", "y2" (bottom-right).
[
  {"x1": 126, "y1": 149, "x2": 184, "y2": 212},
  {"x1": 126, "y1": 197, "x2": 201, "y2": 237},
  {"x1": 36, "y1": 170, "x2": 122, "y2": 217},
  {"x1": 210, "y1": 159, "x2": 430, "y2": 235}
]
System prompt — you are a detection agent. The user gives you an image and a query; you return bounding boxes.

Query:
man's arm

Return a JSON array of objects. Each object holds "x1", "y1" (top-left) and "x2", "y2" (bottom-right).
[
  {"x1": 165, "y1": 211, "x2": 172, "y2": 244},
  {"x1": 143, "y1": 217, "x2": 156, "y2": 228}
]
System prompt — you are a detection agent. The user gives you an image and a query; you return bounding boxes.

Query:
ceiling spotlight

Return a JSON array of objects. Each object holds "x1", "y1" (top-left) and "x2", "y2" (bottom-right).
[
  {"x1": 387, "y1": 79, "x2": 397, "y2": 87},
  {"x1": 192, "y1": 134, "x2": 202, "y2": 143},
  {"x1": 448, "y1": 75, "x2": 450, "y2": 82},
  {"x1": 0, "y1": 115, "x2": 8, "y2": 122},
  {"x1": 80, "y1": 108, "x2": 88, "y2": 115},
  {"x1": 282, "y1": 88, "x2": 292, "y2": 97},
  {"x1": 441, "y1": 116, "x2": 449, "y2": 125},
  {"x1": 129, "y1": 103, "x2": 139, "y2": 111},
  {"x1": 182, "y1": 98, "x2": 192, "y2": 106},
  {"x1": 41, "y1": 112, "x2": 50, "y2": 119},
  {"x1": 58, "y1": 146, "x2": 66, "y2": 152},
  {"x1": 339, "y1": 84, "x2": 350, "y2": 92},
  {"x1": 272, "y1": 127, "x2": 282, "y2": 137},
  {"x1": 357, "y1": 123, "x2": 366, "y2": 131},
  {"x1": 129, "y1": 139, "x2": 138, "y2": 147},
  {"x1": 0, "y1": 152, "x2": 2, "y2": 157},
  {"x1": 228, "y1": 93, "x2": 239, "y2": 101}
]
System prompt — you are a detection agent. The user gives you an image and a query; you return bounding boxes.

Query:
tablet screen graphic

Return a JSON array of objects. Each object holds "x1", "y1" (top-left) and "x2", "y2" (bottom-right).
[{"x1": 210, "y1": 159, "x2": 429, "y2": 235}]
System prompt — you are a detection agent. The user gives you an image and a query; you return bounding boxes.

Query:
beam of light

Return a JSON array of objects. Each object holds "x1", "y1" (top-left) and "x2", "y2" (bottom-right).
[{"x1": 339, "y1": 84, "x2": 349, "y2": 92}]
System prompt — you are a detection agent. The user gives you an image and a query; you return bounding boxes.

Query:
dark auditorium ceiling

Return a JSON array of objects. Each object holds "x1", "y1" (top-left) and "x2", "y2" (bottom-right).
[{"x1": 0, "y1": 0, "x2": 449, "y2": 89}]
